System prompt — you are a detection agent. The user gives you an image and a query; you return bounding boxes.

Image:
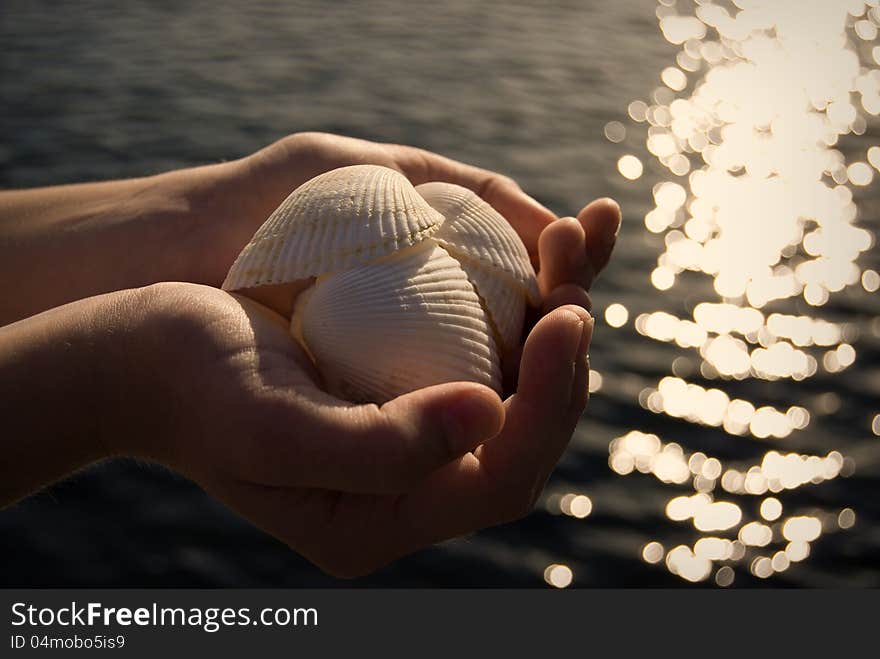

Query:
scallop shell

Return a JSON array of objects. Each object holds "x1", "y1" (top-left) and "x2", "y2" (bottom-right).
[
  {"x1": 294, "y1": 240, "x2": 501, "y2": 404},
  {"x1": 222, "y1": 165, "x2": 445, "y2": 291},
  {"x1": 416, "y1": 181, "x2": 540, "y2": 306}
]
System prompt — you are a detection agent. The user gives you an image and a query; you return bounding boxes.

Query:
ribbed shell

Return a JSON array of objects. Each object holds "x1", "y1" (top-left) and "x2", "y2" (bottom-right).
[
  {"x1": 416, "y1": 181, "x2": 540, "y2": 306},
  {"x1": 456, "y1": 257, "x2": 526, "y2": 351},
  {"x1": 222, "y1": 165, "x2": 445, "y2": 291},
  {"x1": 294, "y1": 240, "x2": 501, "y2": 404}
]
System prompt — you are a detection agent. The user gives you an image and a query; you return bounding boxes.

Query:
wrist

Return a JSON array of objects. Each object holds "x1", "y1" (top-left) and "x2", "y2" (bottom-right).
[{"x1": 134, "y1": 159, "x2": 253, "y2": 288}]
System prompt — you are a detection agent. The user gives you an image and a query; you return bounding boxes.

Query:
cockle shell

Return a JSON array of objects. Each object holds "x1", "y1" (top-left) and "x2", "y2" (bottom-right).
[
  {"x1": 294, "y1": 240, "x2": 501, "y2": 403},
  {"x1": 223, "y1": 164, "x2": 539, "y2": 404},
  {"x1": 416, "y1": 182, "x2": 539, "y2": 350}
]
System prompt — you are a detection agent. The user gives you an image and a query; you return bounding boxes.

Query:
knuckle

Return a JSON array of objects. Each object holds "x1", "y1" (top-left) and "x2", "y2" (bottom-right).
[
  {"x1": 497, "y1": 174, "x2": 520, "y2": 190},
  {"x1": 358, "y1": 435, "x2": 421, "y2": 492},
  {"x1": 482, "y1": 173, "x2": 519, "y2": 197},
  {"x1": 283, "y1": 131, "x2": 320, "y2": 148}
]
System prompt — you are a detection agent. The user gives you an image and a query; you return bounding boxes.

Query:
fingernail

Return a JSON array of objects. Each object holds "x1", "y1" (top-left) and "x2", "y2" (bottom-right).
[
  {"x1": 560, "y1": 310, "x2": 586, "y2": 360},
  {"x1": 579, "y1": 313, "x2": 594, "y2": 360},
  {"x1": 609, "y1": 201, "x2": 623, "y2": 238},
  {"x1": 596, "y1": 198, "x2": 622, "y2": 239},
  {"x1": 443, "y1": 393, "x2": 502, "y2": 454}
]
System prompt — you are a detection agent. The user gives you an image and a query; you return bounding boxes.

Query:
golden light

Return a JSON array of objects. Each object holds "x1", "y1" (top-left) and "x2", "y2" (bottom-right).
[
  {"x1": 605, "y1": 0, "x2": 871, "y2": 586},
  {"x1": 782, "y1": 516, "x2": 823, "y2": 543},
  {"x1": 847, "y1": 162, "x2": 874, "y2": 185},
  {"x1": 751, "y1": 557, "x2": 773, "y2": 579},
  {"x1": 618, "y1": 154, "x2": 644, "y2": 180},
  {"x1": 665, "y1": 545, "x2": 712, "y2": 583},
  {"x1": 785, "y1": 541, "x2": 811, "y2": 563},
  {"x1": 715, "y1": 566, "x2": 735, "y2": 587},
  {"x1": 543, "y1": 564, "x2": 573, "y2": 589},
  {"x1": 771, "y1": 551, "x2": 791, "y2": 573},
  {"x1": 739, "y1": 522, "x2": 773, "y2": 547},
  {"x1": 604, "y1": 303, "x2": 629, "y2": 328},
  {"x1": 694, "y1": 537, "x2": 733, "y2": 560},
  {"x1": 650, "y1": 266, "x2": 675, "y2": 290},
  {"x1": 693, "y1": 501, "x2": 742, "y2": 532},
  {"x1": 760, "y1": 497, "x2": 783, "y2": 522},
  {"x1": 588, "y1": 369, "x2": 603, "y2": 393},
  {"x1": 642, "y1": 541, "x2": 665, "y2": 564},
  {"x1": 661, "y1": 66, "x2": 688, "y2": 92},
  {"x1": 604, "y1": 121, "x2": 626, "y2": 143},
  {"x1": 628, "y1": 100, "x2": 648, "y2": 122},
  {"x1": 838, "y1": 508, "x2": 856, "y2": 529},
  {"x1": 561, "y1": 494, "x2": 593, "y2": 519}
]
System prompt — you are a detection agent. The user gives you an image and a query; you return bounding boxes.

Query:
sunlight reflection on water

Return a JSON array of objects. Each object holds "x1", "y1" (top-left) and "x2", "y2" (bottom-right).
[{"x1": 599, "y1": 0, "x2": 877, "y2": 585}]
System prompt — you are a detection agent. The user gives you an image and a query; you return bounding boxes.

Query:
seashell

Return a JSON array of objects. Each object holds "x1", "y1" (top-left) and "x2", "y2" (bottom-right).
[
  {"x1": 453, "y1": 257, "x2": 526, "y2": 351},
  {"x1": 222, "y1": 165, "x2": 445, "y2": 291},
  {"x1": 226, "y1": 165, "x2": 541, "y2": 404},
  {"x1": 294, "y1": 240, "x2": 501, "y2": 403},
  {"x1": 415, "y1": 181, "x2": 540, "y2": 306}
]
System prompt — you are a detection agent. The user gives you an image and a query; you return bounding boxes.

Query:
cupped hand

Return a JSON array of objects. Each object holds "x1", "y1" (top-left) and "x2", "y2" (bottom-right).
[
  {"x1": 116, "y1": 282, "x2": 591, "y2": 577},
  {"x1": 128, "y1": 132, "x2": 620, "y2": 576}
]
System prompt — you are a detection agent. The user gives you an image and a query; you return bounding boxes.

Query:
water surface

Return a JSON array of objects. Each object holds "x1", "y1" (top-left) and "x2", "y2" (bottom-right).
[{"x1": 1, "y1": 0, "x2": 877, "y2": 587}]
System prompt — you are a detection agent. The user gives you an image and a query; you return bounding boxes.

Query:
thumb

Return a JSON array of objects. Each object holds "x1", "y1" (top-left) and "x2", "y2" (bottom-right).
[{"x1": 291, "y1": 381, "x2": 505, "y2": 494}]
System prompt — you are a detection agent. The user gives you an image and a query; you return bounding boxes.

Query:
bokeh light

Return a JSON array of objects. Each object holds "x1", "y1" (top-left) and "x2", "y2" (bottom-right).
[
  {"x1": 604, "y1": 0, "x2": 873, "y2": 586},
  {"x1": 544, "y1": 564, "x2": 573, "y2": 588}
]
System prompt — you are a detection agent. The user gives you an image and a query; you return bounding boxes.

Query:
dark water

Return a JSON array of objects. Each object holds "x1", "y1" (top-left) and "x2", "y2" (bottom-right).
[{"x1": 1, "y1": 0, "x2": 877, "y2": 587}]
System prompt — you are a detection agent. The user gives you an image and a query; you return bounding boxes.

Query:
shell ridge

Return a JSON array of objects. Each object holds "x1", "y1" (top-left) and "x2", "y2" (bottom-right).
[
  {"x1": 296, "y1": 241, "x2": 501, "y2": 402},
  {"x1": 223, "y1": 165, "x2": 445, "y2": 289}
]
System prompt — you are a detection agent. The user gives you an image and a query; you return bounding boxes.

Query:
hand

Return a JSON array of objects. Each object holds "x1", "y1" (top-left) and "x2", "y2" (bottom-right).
[
  {"x1": 193, "y1": 132, "x2": 622, "y2": 309},
  {"x1": 110, "y1": 282, "x2": 594, "y2": 578},
  {"x1": 0, "y1": 131, "x2": 621, "y2": 578}
]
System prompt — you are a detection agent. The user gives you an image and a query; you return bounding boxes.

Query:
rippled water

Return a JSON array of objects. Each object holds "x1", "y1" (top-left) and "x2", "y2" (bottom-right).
[{"x1": 1, "y1": 0, "x2": 877, "y2": 587}]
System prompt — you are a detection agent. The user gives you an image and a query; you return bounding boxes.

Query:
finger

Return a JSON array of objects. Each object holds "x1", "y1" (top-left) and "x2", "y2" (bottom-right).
[
  {"x1": 246, "y1": 381, "x2": 505, "y2": 494},
  {"x1": 512, "y1": 288, "x2": 592, "y2": 389},
  {"x1": 506, "y1": 283, "x2": 591, "y2": 395},
  {"x1": 537, "y1": 217, "x2": 587, "y2": 296},
  {"x1": 389, "y1": 145, "x2": 557, "y2": 257},
  {"x1": 577, "y1": 197, "x2": 621, "y2": 288}
]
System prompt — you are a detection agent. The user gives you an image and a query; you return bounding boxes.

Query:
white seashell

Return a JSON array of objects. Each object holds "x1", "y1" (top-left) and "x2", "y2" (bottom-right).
[
  {"x1": 455, "y1": 258, "x2": 526, "y2": 351},
  {"x1": 222, "y1": 165, "x2": 445, "y2": 291},
  {"x1": 225, "y1": 166, "x2": 542, "y2": 403},
  {"x1": 416, "y1": 181, "x2": 540, "y2": 306},
  {"x1": 294, "y1": 240, "x2": 501, "y2": 404}
]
